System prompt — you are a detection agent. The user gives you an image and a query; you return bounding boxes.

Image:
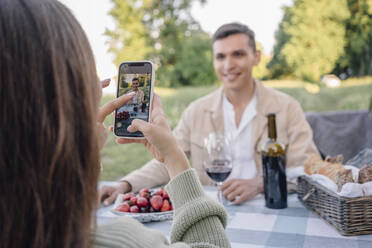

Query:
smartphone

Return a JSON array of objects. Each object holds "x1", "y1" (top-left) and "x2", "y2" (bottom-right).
[{"x1": 114, "y1": 61, "x2": 154, "y2": 138}]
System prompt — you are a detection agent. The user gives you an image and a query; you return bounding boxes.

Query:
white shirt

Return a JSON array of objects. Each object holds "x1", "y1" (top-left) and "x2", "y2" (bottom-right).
[
  {"x1": 132, "y1": 92, "x2": 138, "y2": 104},
  {"x1": 223, "y1": 93, "x2": 257, "y2": 180}
]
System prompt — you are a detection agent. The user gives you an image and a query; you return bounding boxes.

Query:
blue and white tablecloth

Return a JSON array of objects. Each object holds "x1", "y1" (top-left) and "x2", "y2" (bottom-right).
[{"x1": 97, "y1": 185, "x2": 372, "y2": 248}]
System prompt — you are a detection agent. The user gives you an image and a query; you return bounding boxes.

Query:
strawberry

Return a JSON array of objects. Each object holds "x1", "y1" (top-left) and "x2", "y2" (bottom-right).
[
  {"x1": 129, "y1": 196, "x2": 137, "y2": 205},
  {"x1": 130, "y1": 205, "x2": 139, "y2": 213},
  {"x1": 122, "y1": 193, "x2": 131, "y2": 201},
  {"x1": 122, "y1": 192, "x2": 136, "y2": 202},
  {"x1": 161, "y1": 199, "x2": 170, "y2": 212},
  {"x1": 123, "y1": 200, "x2": 132, "y2": 206},
  {"x1": 116, "y1": 203, "x2": 130, "y2": 212},
  {"x1": 163, "y1": 191, "x2": 169, "y2": 200},
  {"x1": 150, "y1": 195, "x2": 163, "y2": 211},
  {"x1": 137, "y1": 196, "x2": 148, "y2": 208},
  {"x1": 139, "y1": 188, "x2": 150, "y2": 198},
  {"x1": 153, "y1": 189, "x2": 164, "y2": 197}
]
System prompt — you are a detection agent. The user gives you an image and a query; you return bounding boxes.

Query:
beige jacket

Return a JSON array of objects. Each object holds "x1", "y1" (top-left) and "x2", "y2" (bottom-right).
[{"x1": 122, "y1": 80, "x2": 319, "y2": 192}]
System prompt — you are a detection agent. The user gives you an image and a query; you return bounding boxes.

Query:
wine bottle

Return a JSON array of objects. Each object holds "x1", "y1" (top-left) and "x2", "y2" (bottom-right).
[{"x1": 261, "y1": 113, "x2": 287, "y2": 209}]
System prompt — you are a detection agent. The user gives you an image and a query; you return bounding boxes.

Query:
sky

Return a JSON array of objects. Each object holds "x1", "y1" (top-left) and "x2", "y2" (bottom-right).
[{"x1": 59, "y1": 0, "x2": 292, "y2": 94}]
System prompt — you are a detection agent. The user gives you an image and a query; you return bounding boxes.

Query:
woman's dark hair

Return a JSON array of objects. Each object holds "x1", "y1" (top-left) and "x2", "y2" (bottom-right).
[
  {"x1": 0, "y1": 0, "x2": 101, "y2": 247},
  {"x1": 212, "y1": 22, "x2": 256, "y2": 52}
]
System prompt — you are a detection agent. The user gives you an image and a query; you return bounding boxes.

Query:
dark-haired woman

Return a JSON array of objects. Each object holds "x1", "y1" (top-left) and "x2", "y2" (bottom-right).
[{"x1": 0, "y1": 0, "x2": 230, "y2": 247}]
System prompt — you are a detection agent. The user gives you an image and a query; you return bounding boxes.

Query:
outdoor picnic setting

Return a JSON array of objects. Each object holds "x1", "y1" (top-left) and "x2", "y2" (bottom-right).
[{"x1": 1, "y1": 0, "x2": 372, "y2": 248}]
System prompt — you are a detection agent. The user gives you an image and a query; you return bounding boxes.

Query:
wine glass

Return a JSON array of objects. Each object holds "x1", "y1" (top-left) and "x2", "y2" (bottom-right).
[{"x1": 203, "y1": 133, "x2": 233, "y2": 204}]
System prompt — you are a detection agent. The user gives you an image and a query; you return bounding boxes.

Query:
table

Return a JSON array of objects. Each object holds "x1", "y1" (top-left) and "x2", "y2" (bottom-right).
[{"x1": 96, "y1": 185, "x2": 372, "y2": 248}]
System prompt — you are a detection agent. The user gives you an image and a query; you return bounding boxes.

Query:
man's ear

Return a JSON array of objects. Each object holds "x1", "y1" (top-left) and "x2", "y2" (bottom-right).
[{"x1": 254, "y1": 50, "x2": 261, "y2": 66}]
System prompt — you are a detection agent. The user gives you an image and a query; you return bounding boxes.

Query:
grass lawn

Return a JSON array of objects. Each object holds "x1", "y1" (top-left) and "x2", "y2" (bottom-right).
[{"x1": 100, "y1": 77, "x2": 372, "y2": 181}]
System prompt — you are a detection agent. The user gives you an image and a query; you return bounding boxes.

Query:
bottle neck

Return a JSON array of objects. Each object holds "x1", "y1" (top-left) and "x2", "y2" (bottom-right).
[{"x1": 267, "y1": 114, "x2": 277, "y2": 140}]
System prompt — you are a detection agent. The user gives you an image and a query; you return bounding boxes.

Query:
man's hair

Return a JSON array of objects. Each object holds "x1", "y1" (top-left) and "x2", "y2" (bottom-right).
[
  {"x1": 212, "y1": 22, "x2": 256, "y2": 52},
  {"x1": 132, "y1": 77, "x2": 139, "y2": 82},
  {"x1": 0, "y1": 0, "x2": 100, "y2": 247}
]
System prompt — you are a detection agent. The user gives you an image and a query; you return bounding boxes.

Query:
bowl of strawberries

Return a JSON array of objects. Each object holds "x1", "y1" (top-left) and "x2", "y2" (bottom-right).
[{"x1": 111, "y1": 187, "x2": 173, "y2": 223}]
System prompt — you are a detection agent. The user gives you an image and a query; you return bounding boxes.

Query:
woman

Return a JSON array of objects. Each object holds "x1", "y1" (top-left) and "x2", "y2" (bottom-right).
[{"x1": 0, "y1": 0, "x2": 230, "y2": 247}]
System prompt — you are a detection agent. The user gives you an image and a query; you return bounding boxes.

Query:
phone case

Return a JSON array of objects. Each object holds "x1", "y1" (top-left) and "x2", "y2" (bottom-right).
[{"x1": 114, "y1": 61, "x2": 155, "y2": 139}]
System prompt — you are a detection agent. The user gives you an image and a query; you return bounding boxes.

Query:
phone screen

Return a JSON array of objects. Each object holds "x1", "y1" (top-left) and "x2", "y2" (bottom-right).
[{"x1": 114, "y1": 62, "x2": 153, "y2": 138}]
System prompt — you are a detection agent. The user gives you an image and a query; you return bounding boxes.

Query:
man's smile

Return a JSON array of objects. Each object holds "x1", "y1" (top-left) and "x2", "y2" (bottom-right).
[{"x1": 223, "y1": 72, "x2": 241, "y2": 82}]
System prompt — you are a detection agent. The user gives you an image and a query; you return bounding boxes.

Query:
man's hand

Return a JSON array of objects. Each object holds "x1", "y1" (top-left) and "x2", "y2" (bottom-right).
[
  {"x1": 221, "y1": 176, "x2": 264, "y2": 205},
  {"x1": 99, "y1": 181, "x2": 131, "y2": 206}
]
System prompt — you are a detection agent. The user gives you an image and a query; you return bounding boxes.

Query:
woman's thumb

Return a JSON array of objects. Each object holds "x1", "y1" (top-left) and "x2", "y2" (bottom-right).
[{"x1": 127, "y1": 119, "x2": 150, "y2": 134}]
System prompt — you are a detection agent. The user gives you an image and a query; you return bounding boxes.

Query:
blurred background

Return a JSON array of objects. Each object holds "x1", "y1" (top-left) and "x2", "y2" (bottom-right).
[{"x1": 59, "y1": 0, "x2": 372, "y2": 180}]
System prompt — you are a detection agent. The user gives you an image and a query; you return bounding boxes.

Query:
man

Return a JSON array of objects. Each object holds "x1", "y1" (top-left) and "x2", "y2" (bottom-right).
[
  {"x1": 100, "y1": 23, "x2": 318, "y2": 205},
  {"x1": 128, "y1": 77, "x2": 144, "y2": 111}
]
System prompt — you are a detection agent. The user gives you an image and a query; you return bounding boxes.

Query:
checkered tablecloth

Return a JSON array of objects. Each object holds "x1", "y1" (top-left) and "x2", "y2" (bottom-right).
[{"x1": 96, "y1": 185, "x2": 372, "y2": 248}]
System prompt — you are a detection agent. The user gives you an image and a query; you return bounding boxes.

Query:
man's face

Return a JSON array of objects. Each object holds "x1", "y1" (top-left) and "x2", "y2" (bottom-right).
[
  {"x1": 132, "y1": 80, "x2": 139, "y2": 90},
  {"x1": 213, "y1": 33, "x2": 260, "y2": 91}
]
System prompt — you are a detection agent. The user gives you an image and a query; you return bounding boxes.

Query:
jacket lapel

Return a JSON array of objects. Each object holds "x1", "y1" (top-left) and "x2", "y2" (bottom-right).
[{"x1": 205, "y1": 87, "x2": 224, "y2": 134}]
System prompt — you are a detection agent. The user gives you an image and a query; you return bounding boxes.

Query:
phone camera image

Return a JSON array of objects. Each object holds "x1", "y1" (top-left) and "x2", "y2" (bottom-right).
[{"x1": 115, "y1": 62, "x2": 152, "y2": 138}]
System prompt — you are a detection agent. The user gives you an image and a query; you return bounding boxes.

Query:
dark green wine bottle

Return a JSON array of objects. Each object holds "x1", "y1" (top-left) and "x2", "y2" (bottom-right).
[{"x1": 261, "y1": 113, "x2": 287, "y2": 209}]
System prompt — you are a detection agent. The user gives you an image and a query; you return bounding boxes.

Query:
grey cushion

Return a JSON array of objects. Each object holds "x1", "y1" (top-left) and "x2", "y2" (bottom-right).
[{"x1": 305, "y1": 110, "x2": 372, "y2": 162}]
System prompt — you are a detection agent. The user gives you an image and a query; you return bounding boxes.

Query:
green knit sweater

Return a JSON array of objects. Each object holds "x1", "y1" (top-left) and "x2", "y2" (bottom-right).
[{"x1": 92, "y1": 169, "x2": 231, "y2": 247}]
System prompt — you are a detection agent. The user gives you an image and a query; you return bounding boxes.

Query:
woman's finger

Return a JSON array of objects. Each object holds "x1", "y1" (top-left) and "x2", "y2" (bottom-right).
[
  {"x1": 127, "y1": 119, "x2": 151, "y2": 135},
  {"x1": 101, "y1": 78, "x2": 111, "y2": 89},
  {"x1": 151, "y1": 94, "x2": 165, "y2": 115},
  {"x1": 116, "y1": 138, "x2": 146, "y2": 145},
  {"x1": 97, "y1": 92, "x2": 135, "y2": 123}
]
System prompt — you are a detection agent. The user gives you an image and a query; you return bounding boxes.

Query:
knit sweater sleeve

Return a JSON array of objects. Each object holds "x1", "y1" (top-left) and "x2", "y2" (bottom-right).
[{"x1": 92, "y1": 169, "x2": 230, "y2": 248}]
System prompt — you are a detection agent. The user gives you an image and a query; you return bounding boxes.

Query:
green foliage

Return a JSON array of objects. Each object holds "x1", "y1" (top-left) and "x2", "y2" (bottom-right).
[
  {"x1": 120, "y1": 78, "x2": 129, "y2": 88},
  {"x1": 270, "y1": 0, "x2": 372, "y2": 81},
  {"x1": 159, "y1": 30, "x2": 216, "y2": 87},
  {"x1": 336, "y1": 0, "x2": 372, "y2": 76},
  {"x1": 269, "y1": 0, "x2": 350, "y2": 82},
  {"x1": 253, "y1": 42, "x2": 270, "y2": 80},
  {"x1": 105, "y1": 0, "x2": 150, "y2": 63},
  {"x1": 106, "y1": 0, "x2": 216, "y2": 87}
]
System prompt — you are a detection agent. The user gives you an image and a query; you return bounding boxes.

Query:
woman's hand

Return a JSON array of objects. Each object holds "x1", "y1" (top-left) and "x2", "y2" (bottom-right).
[
  {"x1": 115, "y1": 94, "x2": 190, "y2": 179},
  {"x1": 97, "y1": 79, "x2": 135, "y2": 150}
]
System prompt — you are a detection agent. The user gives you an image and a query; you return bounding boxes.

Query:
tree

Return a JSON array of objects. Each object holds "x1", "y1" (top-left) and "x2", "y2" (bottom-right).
[
  {"x1": 336, "y1": 0, "x2": 372, "y2": 76},
  {"x1": 106, "y1": 0, "x2": 216, "y2": 87},
  {"x1": 156, "y1": 30, "x2": 215, "y2": 87},
  {"x1": 253, "y1": 42, "x2": 270, "y2": 80},
  {"x1": 105, "y1": 0, "x2": 150, "y2": 64},
  {"x1": 268, "y1": 0, "x2": 350, "y2": 82}
]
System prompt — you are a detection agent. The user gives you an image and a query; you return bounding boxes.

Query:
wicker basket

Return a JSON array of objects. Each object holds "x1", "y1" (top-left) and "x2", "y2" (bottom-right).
[{"x1": 297, "y1": 175, "x2": 372, "y2": 236}]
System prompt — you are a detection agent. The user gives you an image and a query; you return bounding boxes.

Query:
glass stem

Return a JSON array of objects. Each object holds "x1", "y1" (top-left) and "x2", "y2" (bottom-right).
[{"x1": 217, "y1": 182, "x2": 223, "y2": 203}]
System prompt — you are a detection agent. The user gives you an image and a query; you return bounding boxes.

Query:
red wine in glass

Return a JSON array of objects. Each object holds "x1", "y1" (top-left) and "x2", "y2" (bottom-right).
[
  {"x1": 204, "y1": 159, "x2": 232, "y2": 203},
  {"x1": 205, "y1": 159, "x2": 232, "y2": 182}
]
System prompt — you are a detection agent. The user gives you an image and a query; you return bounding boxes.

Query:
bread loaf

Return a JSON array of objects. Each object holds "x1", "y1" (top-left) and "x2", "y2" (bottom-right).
[
  {"x1": 318, "y1": 162, "x2": 345, "y2": 182},
  {"x1": 335, "y1": 169, "x2": 354, "y2": 191},
  {"x1": 304, "y1": 154, "x2": 327, "y2": 175},
  {"x1": 358, "y1": 165, "x2": 372, "y2": 184},
  {"x1": 325, "y1": 154, "x2": 344, "y2": 164},
  {"x1": 304, "y1": 154, "x2": 354, "y2": 191}
]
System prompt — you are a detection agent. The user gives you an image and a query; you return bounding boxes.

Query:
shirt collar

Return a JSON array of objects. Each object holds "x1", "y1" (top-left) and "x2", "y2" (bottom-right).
[{"x1": 223, "y1": 89, "x2": 257, "y2": 135}]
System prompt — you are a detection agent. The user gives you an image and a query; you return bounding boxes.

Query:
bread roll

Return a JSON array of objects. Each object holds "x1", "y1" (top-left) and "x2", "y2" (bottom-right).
[
  {"x1": 318, "y1": 162, "x2": 345, "y2": 182},
  {"x1": 335, "y1": 169, "x2": 354, "y2": 191},
  {"x1": 304, "y1": 154, "x2": 326, "y2": 175},
  {"x1": 305, "y1": 154, "x2": 352, "y2": 184},
  {"x1": 325, "y1": 154, "x2": 344, "y2": 164},
  {"x1": 358, "y1": 165, "x2": 372, "y2": 184}
]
